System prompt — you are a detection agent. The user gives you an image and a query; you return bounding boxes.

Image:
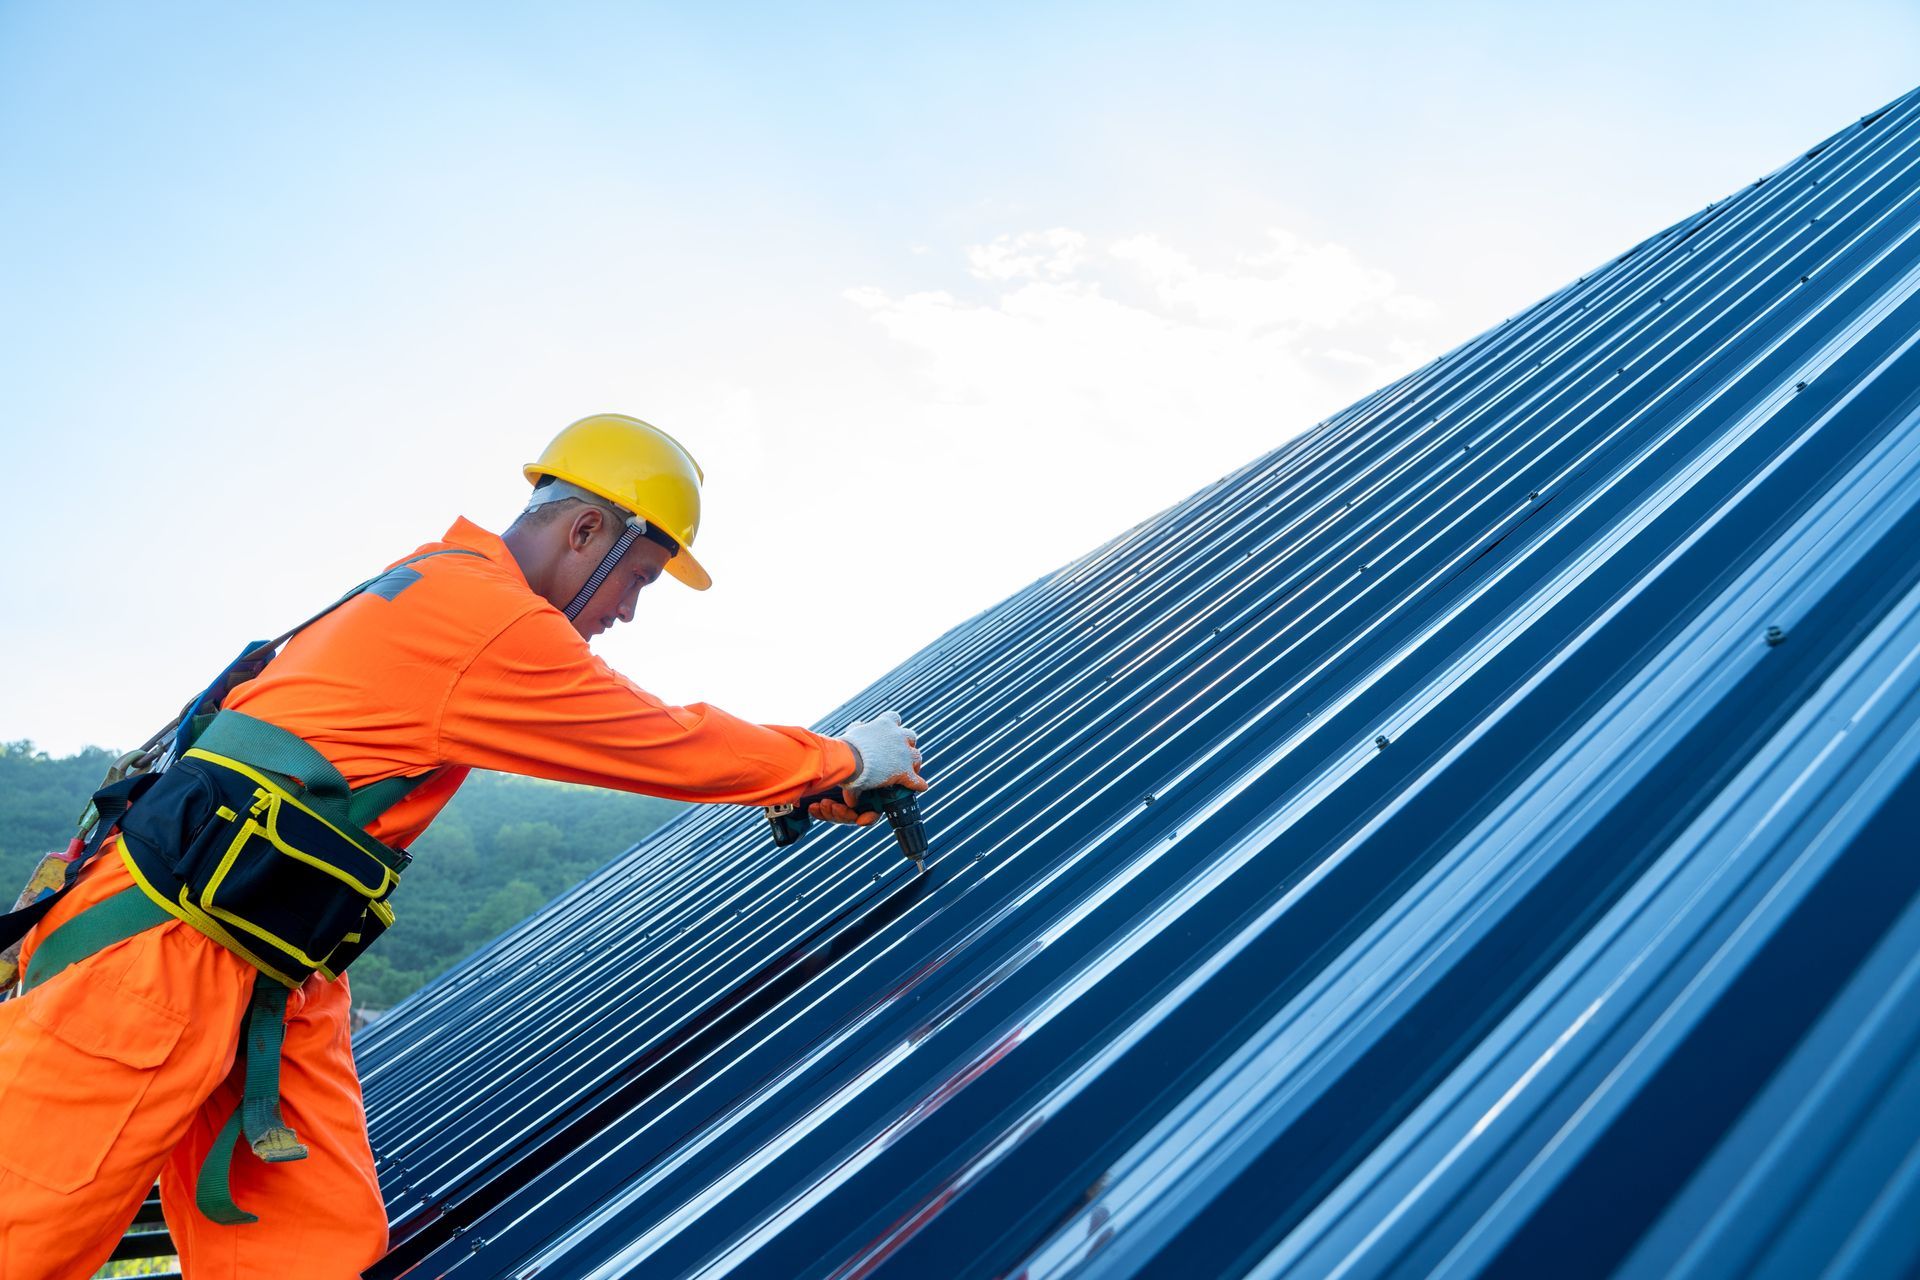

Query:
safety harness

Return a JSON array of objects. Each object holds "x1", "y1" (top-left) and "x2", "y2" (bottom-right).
[{"x1": 0, "y1": 547, "x2": 482, "y2": 1224}]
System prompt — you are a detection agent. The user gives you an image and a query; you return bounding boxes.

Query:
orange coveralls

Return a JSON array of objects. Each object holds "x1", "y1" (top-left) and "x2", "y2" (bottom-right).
[{"x1": 0, "y1": 518, "x2": 855, "y2": 1278}]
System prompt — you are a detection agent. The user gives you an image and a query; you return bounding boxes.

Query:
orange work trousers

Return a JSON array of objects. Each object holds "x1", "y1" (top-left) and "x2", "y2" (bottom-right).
[{"x1": 0, "y1": 846, "x2": 386, "y2": 1279}]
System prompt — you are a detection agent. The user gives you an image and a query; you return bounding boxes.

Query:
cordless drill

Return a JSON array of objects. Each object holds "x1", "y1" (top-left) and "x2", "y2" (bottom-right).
[{"x1": 765, "y1": 784, "x2": 928, "y2": 866}]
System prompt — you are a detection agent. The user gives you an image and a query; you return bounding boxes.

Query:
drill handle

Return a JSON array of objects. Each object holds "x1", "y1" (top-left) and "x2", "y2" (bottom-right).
[{"x1": 764, "y1": 783, "x2": 920, "y2": 848}]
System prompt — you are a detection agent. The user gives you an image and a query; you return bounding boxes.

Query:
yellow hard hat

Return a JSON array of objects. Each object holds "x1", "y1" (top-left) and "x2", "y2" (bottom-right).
[{"x1": 524, "y1": 413, "x2": 712, "y2": 590}]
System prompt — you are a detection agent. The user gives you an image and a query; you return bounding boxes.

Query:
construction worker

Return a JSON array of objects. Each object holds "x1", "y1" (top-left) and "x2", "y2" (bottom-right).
[{"x1": 0, "y1": 413, "x2": 927, "y2": 1278}]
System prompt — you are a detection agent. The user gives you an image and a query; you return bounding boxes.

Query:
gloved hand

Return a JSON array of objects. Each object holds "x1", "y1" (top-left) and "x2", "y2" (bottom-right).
[{"x1": 813, "y1": 711, "x2": 927, "y2": 825}]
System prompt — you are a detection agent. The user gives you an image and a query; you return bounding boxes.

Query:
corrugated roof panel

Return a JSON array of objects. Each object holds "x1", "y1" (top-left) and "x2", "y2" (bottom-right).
[{"x1": 356, "y1": 87, "x2": 1920, "y2": 1279}]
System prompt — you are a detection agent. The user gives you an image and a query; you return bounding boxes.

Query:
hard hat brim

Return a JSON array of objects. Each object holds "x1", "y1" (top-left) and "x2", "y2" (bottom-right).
[{"x1": 665, "y1": 546, "x2": 712, "y2": 591}]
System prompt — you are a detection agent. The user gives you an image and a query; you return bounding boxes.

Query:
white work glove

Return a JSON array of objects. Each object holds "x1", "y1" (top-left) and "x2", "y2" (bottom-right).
[{"x1": 813, "y1": 711, "x2": 927, "y2": 826}]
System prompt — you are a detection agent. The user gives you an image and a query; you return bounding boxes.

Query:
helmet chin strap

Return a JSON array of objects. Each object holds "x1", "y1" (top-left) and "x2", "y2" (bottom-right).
[{"x1": 563, "y1": 520, "x2": 645, "y2": 621}]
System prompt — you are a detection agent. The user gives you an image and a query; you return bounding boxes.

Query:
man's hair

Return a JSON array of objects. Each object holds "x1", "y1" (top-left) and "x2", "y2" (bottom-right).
[{"x1": 511, "y1": 477, "x2": 630, "y2": 532}]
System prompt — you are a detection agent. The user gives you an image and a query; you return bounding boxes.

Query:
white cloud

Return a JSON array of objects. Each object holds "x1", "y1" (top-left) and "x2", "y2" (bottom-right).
[
  {"x1": 845, "y1": 226, "x2": 1444, "y2": 520},
  {"x1": 965, "y1": 228, "x2": 1091, "y2": 281},
  {"x1": 1108, "y1": 228, "x2": 1406, "y2": 333}
]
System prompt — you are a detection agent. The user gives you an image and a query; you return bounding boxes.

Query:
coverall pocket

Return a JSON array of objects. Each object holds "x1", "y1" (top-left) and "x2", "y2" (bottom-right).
[{"x1": 0, "y1": 961, "x2": 189, "y2": 1193}]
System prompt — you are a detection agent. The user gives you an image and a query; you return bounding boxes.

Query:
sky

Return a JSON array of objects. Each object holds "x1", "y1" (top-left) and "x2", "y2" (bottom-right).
[{"x1": 2, "y1": 1, "x2": 1917, "y2": 758}]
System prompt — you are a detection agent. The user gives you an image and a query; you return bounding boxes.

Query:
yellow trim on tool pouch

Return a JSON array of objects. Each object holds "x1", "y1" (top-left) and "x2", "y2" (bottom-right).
[{"x1": 181, "y1": 747, "x2": 402, "y2": 875}]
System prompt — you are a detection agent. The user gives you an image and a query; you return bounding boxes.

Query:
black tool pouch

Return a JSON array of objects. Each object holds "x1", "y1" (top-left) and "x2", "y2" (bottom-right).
[{"x1": 118, "y1": 746, "x2": 409, "y2": 989}]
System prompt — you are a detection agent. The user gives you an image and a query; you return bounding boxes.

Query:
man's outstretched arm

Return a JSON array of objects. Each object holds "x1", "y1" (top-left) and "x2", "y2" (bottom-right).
[{"x1": 437, "y1": 606, "x2": 900, "y2": 806}]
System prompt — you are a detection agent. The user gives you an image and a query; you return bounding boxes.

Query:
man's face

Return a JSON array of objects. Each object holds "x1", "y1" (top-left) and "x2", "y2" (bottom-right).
[{"x1": 562, "y1": 509, "x2": 674, "y2": 639}]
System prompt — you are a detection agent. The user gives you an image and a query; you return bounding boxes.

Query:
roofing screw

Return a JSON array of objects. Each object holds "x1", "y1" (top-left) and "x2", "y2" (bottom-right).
[
  {"x1": 1799, "y1": 275, "x2": 1811, "y2": 283},
  {"x1": 1795, "y1": 381, "x2": 1808, "y2": 392},
  {"x1": 1142, "y1": 793, "x2": 1155, "y2": 805},
  {"x1": 1528, "y1": 491, "x2": 1540, "y2": 500},
  {"x1": 1374, "y1": 735, "x2": 1390, "y2": 750},
  {"x1": 1765, "y1": 625, "x2": 1787, "y2": 647}
]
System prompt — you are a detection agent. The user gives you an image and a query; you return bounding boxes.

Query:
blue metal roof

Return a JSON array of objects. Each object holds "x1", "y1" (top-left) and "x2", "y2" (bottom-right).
[{"x1": 357, "y1": 86, "x2": 1920, "y2": 1279}]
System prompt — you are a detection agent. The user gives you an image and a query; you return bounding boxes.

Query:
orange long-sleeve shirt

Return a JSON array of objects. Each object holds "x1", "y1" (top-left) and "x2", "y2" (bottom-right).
[{"x1": 223, "y1": 517, "x2": 856, "y2": 848}]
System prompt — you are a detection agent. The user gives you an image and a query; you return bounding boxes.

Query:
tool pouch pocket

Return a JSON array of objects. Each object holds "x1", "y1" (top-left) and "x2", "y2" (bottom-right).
[{"x1": 117, "y1": 749, "x2": 407, "y2": 988}]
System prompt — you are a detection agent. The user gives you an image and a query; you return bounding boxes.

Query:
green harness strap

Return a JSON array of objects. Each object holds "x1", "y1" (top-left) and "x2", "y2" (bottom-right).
[
  {"x1": 193, "y1": 709, "x2": 423, "y2": 839},
  {"x1": 196, "y1": 982, "x2": 305, "y2": 1225},
  {"x1": 18, "y1": 886, "x2": 169, "y2": 994}
]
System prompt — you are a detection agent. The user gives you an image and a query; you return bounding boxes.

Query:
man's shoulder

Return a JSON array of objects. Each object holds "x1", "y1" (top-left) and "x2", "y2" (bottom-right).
[{"x1": 361, "y1": 519, "x2": 548, "y2": 637}]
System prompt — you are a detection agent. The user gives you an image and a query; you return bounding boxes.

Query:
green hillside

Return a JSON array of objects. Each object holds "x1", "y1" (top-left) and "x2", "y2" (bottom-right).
[{"x1": 0, "y1": 740, "x2": 684, "y2": 1008}]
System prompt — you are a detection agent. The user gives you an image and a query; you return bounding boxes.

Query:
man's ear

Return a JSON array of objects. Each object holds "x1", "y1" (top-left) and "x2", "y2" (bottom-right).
[{"x1": 567, "y1": 505, "x2": 608, "y2": 553}]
